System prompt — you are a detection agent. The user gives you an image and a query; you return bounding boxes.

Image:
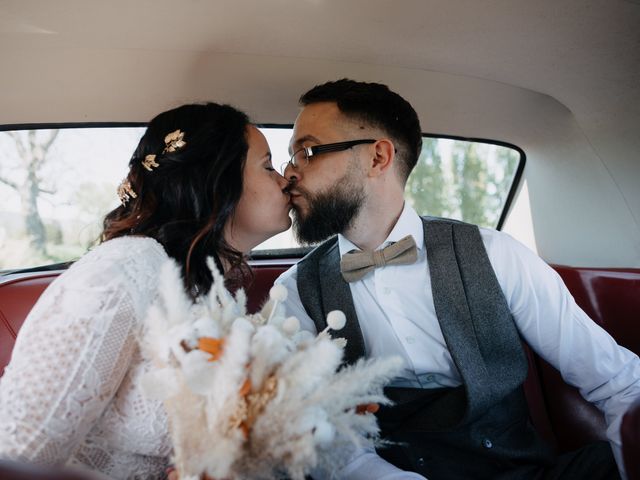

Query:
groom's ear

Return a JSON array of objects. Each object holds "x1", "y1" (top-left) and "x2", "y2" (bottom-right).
[{"x1": 367, "y1": 138, "x2": 395, "y2": 178}]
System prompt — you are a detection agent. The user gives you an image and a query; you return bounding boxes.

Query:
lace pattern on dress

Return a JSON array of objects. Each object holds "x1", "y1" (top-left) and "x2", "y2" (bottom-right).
[{"x1": 0, "y1": 237, "x2": 172, "y2": 479}]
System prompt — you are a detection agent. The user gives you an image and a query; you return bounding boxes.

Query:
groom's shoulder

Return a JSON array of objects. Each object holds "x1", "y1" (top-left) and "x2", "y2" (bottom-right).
[
  {"x1": 420, "y1": 215, "x2": 486, "y2": 238},
  {"x1": 276, "y1": 236, "x2": 339, "y2": 285},
  {"x1": 298, "y1": 236, "x2": 340, "y2": 266},
  {"x1": 420, "y1": 215, "x2": 473, "y2": 227}
]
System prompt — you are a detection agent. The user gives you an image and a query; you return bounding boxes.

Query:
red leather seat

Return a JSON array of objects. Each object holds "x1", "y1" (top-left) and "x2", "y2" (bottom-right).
[
  {"x1": 0, "y1": 273, "x2": 60, "y2": 376},
  {"x1": 533, "y1": 266, "x2": 640, "y2": 453},
  {"x1": 244, "y1": 264, "x2": 293, "y2": 313},
  {"x1": 0, "y1": 265, "x2": 291, "y2": 375},
  {"x1": 1, "y1": 262, "x2": 638, "y2": 474}
]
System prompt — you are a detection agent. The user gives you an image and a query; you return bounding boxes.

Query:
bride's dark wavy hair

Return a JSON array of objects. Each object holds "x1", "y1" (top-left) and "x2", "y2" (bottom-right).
[{"x1": 101, "y1": 103, "x2": 252, "y2": 297}]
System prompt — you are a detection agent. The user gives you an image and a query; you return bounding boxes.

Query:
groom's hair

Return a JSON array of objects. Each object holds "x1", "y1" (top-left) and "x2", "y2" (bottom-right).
[{"x1": 299, "y1": 79, "x2": 422, "y2": 183}]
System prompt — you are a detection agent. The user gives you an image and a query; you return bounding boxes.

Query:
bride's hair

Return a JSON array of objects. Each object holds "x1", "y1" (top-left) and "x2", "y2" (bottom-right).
[{"x1": 101, "y1": 102, "x2": 252, "y2": 297}]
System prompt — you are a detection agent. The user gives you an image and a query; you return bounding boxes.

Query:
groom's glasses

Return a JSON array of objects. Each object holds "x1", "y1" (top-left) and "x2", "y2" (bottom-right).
[{"x1": 280, "y1": 139, "x2": 376, "y2": 175}]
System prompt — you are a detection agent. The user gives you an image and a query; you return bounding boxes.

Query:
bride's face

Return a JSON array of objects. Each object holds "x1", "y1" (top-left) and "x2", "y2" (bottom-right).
[{"x1": 226, "y1": 126, "x2": 292, "y2": 252}]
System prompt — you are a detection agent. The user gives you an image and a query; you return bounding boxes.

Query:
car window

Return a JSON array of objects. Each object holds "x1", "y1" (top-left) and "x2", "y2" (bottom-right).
[
  {"x1": 405, "y1": 136, "x2": 522, "y2": 228},
  {"x1": 0, "y1": 126, "x2": 144, "y2": 271},
  {"x1": 0, "y1": 126, "x2": 522, "y2": 271}
]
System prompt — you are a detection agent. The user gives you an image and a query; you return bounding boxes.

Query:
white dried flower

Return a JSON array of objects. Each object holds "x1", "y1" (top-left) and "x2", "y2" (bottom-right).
[
  {"x1": 182, "y1": 350, "x2": 217, "y2": 395},
  {"x1": 269, "y1": 284, "x2": 288, "y2": 302},
  {"x1": 326, "y1": 310, "x2": 347, "y2": 331},
  {"x1": 313, "y1": 420, "x2": 335, "y2": 446},
  {"x1": 292, "y1": 330, "x2": 316, "y2": 346},
  {"x1": 333, "y1": 337, "x2": 348, "y2": 349},
  {"x1": 193, "y1": 316, "x2": 220, "y2": 339},
  {"x1": 282, "y1": 316, "x2": 300, "y2": 335}
]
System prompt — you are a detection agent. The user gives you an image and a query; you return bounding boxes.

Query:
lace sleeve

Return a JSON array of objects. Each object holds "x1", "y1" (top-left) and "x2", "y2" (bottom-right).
[{"x1": 0, "y1": 260, "x2": 145, "y2": 466}]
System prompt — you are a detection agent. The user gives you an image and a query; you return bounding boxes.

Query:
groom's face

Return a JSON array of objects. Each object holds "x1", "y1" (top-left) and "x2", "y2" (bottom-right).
[{"x1": 285, "y1": 102, "x2": 368, "y2": 244}]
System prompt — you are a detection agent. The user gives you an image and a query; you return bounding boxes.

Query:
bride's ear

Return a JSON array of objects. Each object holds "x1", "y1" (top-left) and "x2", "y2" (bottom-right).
[{"x1": 367, "y1": 139, "x2": 395, "y2": 178}]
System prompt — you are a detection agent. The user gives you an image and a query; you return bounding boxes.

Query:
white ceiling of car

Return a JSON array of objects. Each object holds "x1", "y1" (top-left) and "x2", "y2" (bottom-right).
[{"x1": 1, "y1": 0, "x2": 638, "y2": 123}]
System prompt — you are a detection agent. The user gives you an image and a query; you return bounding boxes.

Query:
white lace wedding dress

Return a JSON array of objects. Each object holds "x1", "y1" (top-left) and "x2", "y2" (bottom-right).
[{"x1": 0, "y1": 236, "x2": 173, "y2": 479}]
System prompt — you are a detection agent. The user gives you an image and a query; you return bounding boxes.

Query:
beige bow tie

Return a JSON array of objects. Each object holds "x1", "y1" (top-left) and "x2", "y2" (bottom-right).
[{"x1": 340, "y1": 235, "x2": 418, "y2": 282}]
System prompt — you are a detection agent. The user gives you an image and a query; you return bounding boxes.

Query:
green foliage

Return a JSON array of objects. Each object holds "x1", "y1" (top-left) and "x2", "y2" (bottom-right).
[
  {"x1": 453, "y1": 142, "x2": 489, "y2": 225},
  {"x1": 405, "y1": 139, "x2": 519, "y2": 227},
  {"x1": 405, "y1": 139, "x2": 448, "y2": 217}
]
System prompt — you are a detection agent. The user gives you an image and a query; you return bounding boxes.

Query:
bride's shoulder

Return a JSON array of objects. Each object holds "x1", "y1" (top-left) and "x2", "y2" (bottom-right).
[
  {"x1": 86, "y1": 236, "x2": 166, "y2": 262},
  {"x1": 65, "y1": 236, "x2": 169, "y2": 290}
]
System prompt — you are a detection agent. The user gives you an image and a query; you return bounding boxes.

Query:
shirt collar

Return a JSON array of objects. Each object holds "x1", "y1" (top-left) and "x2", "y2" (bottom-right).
[{"x1": 337, "y1": 203, "x2": 424, "y2": 255}]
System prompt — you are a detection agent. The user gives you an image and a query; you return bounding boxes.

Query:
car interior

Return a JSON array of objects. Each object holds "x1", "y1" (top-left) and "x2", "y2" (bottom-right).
[{"x1": 0, "y1": 1, "x2": 639, "y2": 478}]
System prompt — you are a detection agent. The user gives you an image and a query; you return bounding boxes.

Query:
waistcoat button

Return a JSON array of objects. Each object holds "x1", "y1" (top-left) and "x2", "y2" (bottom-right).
[
  {"x1": 416, "y1": 457, "x2": 425, "y2": 467},
  {"x1": 483, "y1": 438, "x2": 493, "y2": 449}
]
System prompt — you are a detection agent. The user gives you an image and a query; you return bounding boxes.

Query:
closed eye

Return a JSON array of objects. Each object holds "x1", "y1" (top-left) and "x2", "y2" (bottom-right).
[{"x1": 263, "y1": 152, "x2": 275, "y2": 171}]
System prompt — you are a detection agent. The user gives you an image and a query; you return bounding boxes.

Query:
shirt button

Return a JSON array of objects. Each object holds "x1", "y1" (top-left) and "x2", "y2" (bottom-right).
[
  {"x1": 416, "y1": 457, "x2": 425, "y2": 467},
  {"x1": 383, "y1": 287, "x2": 391, "y2": 295},
  {"x1": 406, "y1": 336, "x2": 415, "y2": 344},
  {"x1": 483, "y1": 438, "x2": 493, "y2": 449},
  {"x1": 425, "y1": 374, "x2": 435, "y2": 382}
]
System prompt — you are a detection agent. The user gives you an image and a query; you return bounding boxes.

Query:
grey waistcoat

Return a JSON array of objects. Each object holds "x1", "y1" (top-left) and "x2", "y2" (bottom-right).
[{"x1": 296, "y1": 217, "x2": 553, "y2": 479}]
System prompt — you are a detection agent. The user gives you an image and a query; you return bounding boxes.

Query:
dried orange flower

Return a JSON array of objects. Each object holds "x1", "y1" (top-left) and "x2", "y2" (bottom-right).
[
  {"x1": 239, "y1": 378, "x2": 252, "y2": 397},
  {"x1": 229, "y1": 374, "x2": 279, "y2": 439},
  {"x1": 356, "y1": 403, "x2": 380, "y2": 415},
  {"x1": 198, "y1": 337, "x2": 225, "y2": 362}
]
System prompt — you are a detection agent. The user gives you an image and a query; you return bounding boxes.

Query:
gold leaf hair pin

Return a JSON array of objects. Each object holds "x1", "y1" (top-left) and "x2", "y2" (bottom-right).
[
  {"x1": 142, "y1": 129, "x2": 187, "y2": 171},
  {"x1": 117, "y1": 178, "x2": 137, "y2": 206},
  {"x1": 164, "y1": 129, "x2": 186, "y2": 153},
  {"x1": 142, "y1": 154, "x2": 159, "y2": 171}
]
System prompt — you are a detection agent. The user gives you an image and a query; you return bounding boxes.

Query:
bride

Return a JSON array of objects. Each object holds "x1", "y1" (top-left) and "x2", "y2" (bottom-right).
[{"x1": 0, "y1": 103, "x2": 292, "y2": 478}]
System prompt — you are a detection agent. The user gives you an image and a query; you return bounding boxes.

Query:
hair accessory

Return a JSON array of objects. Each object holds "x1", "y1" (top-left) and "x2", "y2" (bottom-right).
[
  {"x1": 117, "y1": 178, "x2": 137, "y2": 205},
  {"x1": 141, "y1": 129, "x2": 186, "y2": 171},
  {"x1": 164, "y1": 129, "x2": 186, "y2": 152},
  {"x1": 142, "y1": 154, "x2": 160, "y2": 171}
]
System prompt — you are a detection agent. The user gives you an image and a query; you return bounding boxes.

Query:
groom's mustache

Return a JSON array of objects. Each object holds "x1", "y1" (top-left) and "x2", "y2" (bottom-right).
[
  {"x1": 284, "y1": 178, "x2": 296, "y2": 192},
  {"x1": 284, "y1": 179, "x2": 303, "y2": 197},
  {"x1": 285, "y1": 184, "x2": 309, "y2": 201}
]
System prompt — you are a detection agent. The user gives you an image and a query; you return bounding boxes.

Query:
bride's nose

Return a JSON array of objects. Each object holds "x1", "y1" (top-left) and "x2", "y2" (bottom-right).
[{"x1": 276, "y1": 172, "x2": 290, "y2": 190}]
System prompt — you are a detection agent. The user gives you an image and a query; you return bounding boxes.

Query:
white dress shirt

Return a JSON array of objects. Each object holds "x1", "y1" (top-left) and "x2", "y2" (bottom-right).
[{"x1": 276, "y1": 203, "x2": 640, "y2": 480}]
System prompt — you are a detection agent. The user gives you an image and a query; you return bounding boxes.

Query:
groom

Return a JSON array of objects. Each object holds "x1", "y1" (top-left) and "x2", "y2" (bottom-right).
[{"x1": 276, "y1": 79, "x2": 639, "y2": 479}]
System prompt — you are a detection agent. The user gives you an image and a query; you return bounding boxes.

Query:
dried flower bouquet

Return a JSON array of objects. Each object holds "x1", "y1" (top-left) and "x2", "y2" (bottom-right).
[{"x1": 140, "y1": 260, "x2": 402, "y2": 480}]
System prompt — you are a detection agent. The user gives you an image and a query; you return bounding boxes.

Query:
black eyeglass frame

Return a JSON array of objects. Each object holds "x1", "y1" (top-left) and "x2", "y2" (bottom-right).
[{"x1": 281, "y1": 139, "x2": 376, "y2": 174}]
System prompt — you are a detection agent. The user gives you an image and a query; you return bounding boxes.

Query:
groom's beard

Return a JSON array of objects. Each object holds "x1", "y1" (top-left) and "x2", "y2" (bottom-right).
[{"x1": 291, "y1": 180, "x2": 366, "y2": 245}]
